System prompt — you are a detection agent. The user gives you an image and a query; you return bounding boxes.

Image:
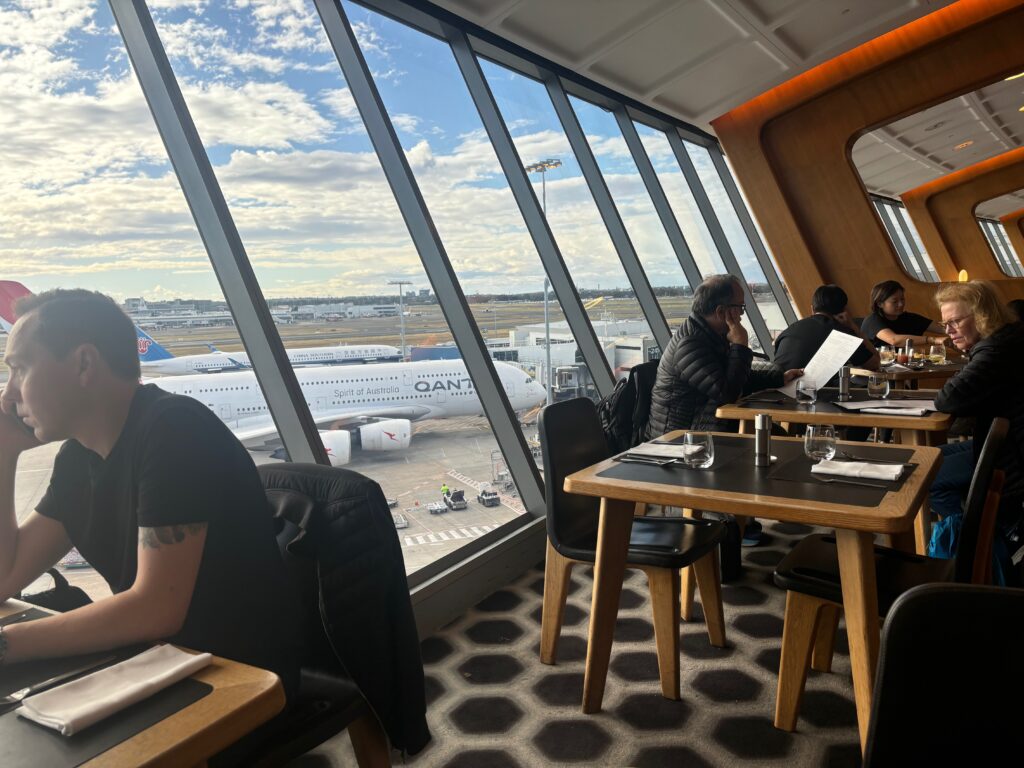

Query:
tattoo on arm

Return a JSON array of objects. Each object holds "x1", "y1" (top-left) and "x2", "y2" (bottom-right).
[{"x1": 139, "y1": 523, "x2": 207, "y2": 549}]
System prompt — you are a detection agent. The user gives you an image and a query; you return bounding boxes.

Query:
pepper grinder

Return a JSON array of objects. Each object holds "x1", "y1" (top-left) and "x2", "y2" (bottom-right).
[
  {"x1": 754, "y1": 413, "x2": 772, "y2": 467},
  {"x1": 837, "y1": 366, "x2": 851, "y2": 401}
]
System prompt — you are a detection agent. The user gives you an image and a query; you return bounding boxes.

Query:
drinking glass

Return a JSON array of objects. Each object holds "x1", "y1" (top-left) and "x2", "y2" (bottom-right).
[
  {"x1": 682, "y1": 432, "x2": 715, "y2": 469},
  {"x1": 928, "y1": 344, "x2": 946, "y2": 365},
  {"x1": 795, "y1": 379, "x2": 817, "y2": 406},
  {"x1": 878, "y1": 346, "x2": 895, "y2": 366},
  {"x1": 867, "y1": 373, "x2": 890, "y2": 399},
  {"x1": 804, "y1": 424, "x2": 837, "y2": 462}
]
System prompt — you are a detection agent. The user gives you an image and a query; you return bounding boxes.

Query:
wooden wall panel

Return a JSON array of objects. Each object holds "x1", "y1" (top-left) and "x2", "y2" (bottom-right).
[
  {"x1": 712, "y1": 0, "x2": 1024, "y2": 318},
  {"x1": 999, "y1": 207, "x2": 1024, "y2": 261},
  {"x1": 902, "y1": 148, "x2": 1024, "y2": 280}
]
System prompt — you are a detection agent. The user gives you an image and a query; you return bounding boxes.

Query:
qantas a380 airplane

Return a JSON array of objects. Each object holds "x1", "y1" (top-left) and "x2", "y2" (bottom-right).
[{"x1": 1, "y1": 281, "x2": 547, "y2": 465}]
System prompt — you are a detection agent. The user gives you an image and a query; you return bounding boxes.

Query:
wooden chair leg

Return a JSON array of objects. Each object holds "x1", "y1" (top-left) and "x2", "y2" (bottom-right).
[
  {"x1": 540, "y1": 540, "x2": 574, "y2": 665},
  {"x1": 811, "y1": 604, "x2": 841, "y2": 673},
  {"x1": 775, "y1": 591, "x2": 829, "y2": 732},
  {"x1": 350, "y1": 713, "x2": 391, "y2": 768},
  {"x1": 680, "y1": 509, "x2": 699, "y2": 621},
  {"x1": 646, "y1": 567, "x2": 681, "y2": 700},
  {"x1": 692, "y1": 549, "x2": 726, "y2": 648}
]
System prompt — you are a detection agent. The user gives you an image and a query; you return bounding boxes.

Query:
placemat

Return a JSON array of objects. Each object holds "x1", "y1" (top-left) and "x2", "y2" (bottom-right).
[
  {"x1": 767, "y1": 450, "x2": 917, "y2": 507},
  {"x1": 0, "y1": 678, "x2": 212, "y2": 768}
]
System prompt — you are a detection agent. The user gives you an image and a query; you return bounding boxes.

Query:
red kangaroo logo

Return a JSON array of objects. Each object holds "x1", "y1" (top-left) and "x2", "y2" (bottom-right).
[{"x1": 384, "y1": 430, "x2": 397, "y2": 441}]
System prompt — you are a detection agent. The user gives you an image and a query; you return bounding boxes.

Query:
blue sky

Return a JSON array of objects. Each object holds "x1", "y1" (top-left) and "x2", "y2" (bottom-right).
[{"x1": 0, "y1": 0, "x2": 771, "y2": 306}]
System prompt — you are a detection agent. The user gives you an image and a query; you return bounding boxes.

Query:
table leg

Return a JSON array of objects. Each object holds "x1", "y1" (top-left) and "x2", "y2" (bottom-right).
[
  {"x1": 582, "y1": 497, "x2": 635, "y2": 713},
  {"x1": 834, "y1": 529, "x2": 880, "y2": 753},
  {"x1": 898, "y1": 428, "x2": 932, "y2": 554}
]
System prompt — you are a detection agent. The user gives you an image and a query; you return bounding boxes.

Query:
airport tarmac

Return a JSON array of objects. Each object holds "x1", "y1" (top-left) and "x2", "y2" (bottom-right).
[{"x1": 13, "y1": 414, "x2": 537, "y2": 602}]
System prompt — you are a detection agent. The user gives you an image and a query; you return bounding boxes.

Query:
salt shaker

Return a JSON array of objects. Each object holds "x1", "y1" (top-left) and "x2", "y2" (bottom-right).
[
  {"x1": 904, "y1": 338, "x2": 914, "y2": 359},
  {"x1": 837, "y1": 366, "x2": 851, "y2": 401},
  {"x1": 754, "y1": 413, "x2": 772, "y2": 467}
]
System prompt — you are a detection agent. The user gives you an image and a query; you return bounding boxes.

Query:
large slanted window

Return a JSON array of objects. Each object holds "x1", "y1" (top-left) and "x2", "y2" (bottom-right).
[
  {"x1": 978, "y1": 218, "x2": 1024, "y2": 277},
  {"x1": 872, "y1": 197, "x2": 939, "y2": 282}
]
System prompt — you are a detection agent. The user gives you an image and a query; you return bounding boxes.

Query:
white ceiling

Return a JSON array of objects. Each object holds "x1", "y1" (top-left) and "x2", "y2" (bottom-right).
[
  {"x1": 853, "y1": 79, "x2": 1024, "y2": 219},
  {"x1": 432, "y1": 0, "x2": 953, "y2": 130}
]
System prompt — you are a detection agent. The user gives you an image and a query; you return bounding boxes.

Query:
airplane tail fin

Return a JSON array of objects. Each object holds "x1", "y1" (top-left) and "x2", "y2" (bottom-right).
[
  {"x1": 0, "y1": 281, "x2": 32, "y2": 334},
  {"x1": 135, "y1": 326, "x2": 174, "y2": 362}
]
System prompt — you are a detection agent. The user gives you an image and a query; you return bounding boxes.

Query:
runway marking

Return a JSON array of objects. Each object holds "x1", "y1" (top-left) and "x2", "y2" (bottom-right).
[{"x1": 403, "y1": 524, "x2": 495, "y2": 548}]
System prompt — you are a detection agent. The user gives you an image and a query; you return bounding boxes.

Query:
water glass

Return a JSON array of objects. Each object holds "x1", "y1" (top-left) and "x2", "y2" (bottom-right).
[
  {"x1": 682, "y1": 432, "x2": 715, "y2": 469},
  {"x1": 866, "y1": 373, "x2": 890, "y2": 399},
  {"x1": 878, "y1": 346, "x2": 895, "y2": 366},
  {"x1": 804, "y1": 424, "x2": 837, "y2": 462},
  {"x1": 928, "y1": 344, "x2": 946, "y2": 364},
  {"x1": 795, "y1": 379, "x2": 817, "y2": 406}
]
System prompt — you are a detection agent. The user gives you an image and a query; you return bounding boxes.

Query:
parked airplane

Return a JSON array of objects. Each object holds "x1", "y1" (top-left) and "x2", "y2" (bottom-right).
[
  {"x1": 134, "y1": 326, "x2": 402, "y2": 374},
  {"x1": 150, "y1": 360, "x2": 547, "y2": 465},
  {"x1": 0, "y1": 280, "x2": 401, "y2": 372}
]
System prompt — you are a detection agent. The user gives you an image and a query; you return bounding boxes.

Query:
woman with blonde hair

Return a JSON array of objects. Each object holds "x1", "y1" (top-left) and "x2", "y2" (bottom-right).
[{"x1": 929, "y1": 280, "x2": 1024, "y2": 581}]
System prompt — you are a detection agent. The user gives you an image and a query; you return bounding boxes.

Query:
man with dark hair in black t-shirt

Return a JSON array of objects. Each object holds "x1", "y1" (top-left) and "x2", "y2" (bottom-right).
[
  {"x1": 0, "y1": 289, "x2": 298, "y2": 692},
  {"x1": 774, "y1": 284, "x2": 880, "y2": 373}
]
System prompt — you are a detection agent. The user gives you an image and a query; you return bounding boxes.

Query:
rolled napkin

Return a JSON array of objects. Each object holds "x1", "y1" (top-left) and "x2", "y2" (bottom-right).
[
  {"x1": 811, "y1": 460, "x2": 904, "y2": 482},
  {"x1": 859, "y1": 407, "x2": 928, "y2": 417},
  {"x1": 18, "y1": 644, "x2": 212, "y2": 736}
]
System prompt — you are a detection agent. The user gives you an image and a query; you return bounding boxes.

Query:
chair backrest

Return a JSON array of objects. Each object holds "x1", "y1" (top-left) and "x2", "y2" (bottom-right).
[
  {"x1": 864, "y1": 583, "x2": 1024, "y2": 766},
  {"x1": 953, "y1": 417, "x2": 1009, "y2": 582},
  {"x1": 538, "y1": 397, "x2": 610, "y2": 550}
]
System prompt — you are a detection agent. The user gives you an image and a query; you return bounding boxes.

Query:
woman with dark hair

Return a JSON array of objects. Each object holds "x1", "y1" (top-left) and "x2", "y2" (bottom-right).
[{"x1": 860, "y1": 279, "x2": 945, "y2": 348}]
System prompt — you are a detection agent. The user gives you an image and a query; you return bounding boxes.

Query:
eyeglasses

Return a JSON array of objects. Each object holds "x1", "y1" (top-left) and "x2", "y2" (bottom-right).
[
  {"x1": 726, "y1": 304, "x2": 746, "y2": 314},
  {"x1": 940, "y1": 314, "x2": 972, "y2": 331}
]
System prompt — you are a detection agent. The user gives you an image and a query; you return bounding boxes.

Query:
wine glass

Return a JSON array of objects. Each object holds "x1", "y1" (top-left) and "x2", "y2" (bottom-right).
[
  {"x1": 867, "y1": 374, "x2": 890, "y2": 399},
  {"x1": 928, "y1": 344, "x2": 946, "y2": 364},
  {"x1": 682, "y1": 432, "x2": 715, "y2": 469},
  {"x1": 795, "y1": 379, "x2": 817, "y2": 406},
  {"x1": 878, "y1": 346, "x2": 895, "y2": 366},
  {"x1": 804, "y1": 425, "x2": 837, "y2": 462}
]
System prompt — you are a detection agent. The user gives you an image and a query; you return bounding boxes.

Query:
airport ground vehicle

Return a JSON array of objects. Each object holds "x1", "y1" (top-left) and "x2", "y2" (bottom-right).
[
  {"x1": 476, "y1": 489, "x2": 500, "y2": 507},
  {"x1": 445, "y1": 489, "x2": 468, "y2": 511}
]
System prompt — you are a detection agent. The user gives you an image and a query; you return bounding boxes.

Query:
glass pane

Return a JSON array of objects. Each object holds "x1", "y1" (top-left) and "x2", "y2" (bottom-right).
[
  {"x1": 878, "y1": 203, "x2": 923, "y2": 279},
  {"x1": 895, "y1": 205, "x2": 939, "y2": 281},
  {"x1": 995, "y1": 224, "x2": 1024, "y2": 276},
  {"x1": 569, "y1": 95, "x2": 693, "y2": 330},
  {"x1": 1, "y1": 2, "x2": 242, "y2": 600},
  {"x1": 684, "y1": 141, "x2": 789, "y2": 342},
  {"x1": 480, "y1": 59, "x2": 655, "y2": 353},
  {"x1": 147, "y1": 1, "x2": 544, "y2": 575}
]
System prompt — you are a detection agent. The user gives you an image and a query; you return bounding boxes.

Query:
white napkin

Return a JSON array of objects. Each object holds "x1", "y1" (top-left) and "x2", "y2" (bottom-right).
[
  {"x1": 811, "y1": 460, "x2": 904, "y2": 482},
  {"x1": 885, "y1": 363, "x2": 911, "y2": 372},
  {"x1": 859, "y1": 407, "x2": 928, "y2": 417},
  {"x1": 626, "y1": 442, "x2": 703, "y2": 459},
  {"x1": 18, "y1": 645, "x2": 212, "y2": 736}
]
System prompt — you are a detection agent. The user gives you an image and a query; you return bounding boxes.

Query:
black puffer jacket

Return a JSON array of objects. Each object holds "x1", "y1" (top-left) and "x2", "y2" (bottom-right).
[
  {"x1": 646, "y1": 315, "x2": 784, "y2": 437},
  {"x1": 935, "y1": 321, "x2": 1024, "y2": 521}
]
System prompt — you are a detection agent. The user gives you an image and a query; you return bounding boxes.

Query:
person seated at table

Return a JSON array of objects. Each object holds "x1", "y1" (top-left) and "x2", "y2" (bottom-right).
[
  {"x1": 1007, "y1": 298, "x2": 1024, "y2": 322},
  {"x1": 774, "y1": 284, "x2": 880, "y2": 373},
  {"x1": 0, "y1": 289, "x2": 300, "y2": 692},
  {"x1": 861, "y1": 279, "x2": 946, "y2": 349},
  {"x1": 930, "y1": 281, "x2": 1024, "y2": 581}
]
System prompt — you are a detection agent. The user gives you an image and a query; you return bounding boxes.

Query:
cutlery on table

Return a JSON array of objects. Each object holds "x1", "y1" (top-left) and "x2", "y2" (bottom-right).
[
  {"x1": 812, "y1": 477, "x2": 889, "y2": 489},
  {"x1": 836, "y1": 451, "x2": 907, "y2": 465},
  {"x1": 617, "y1": 454, "x2": 677, "y2": 465},
  {"x1": 0, "y1": 656, "x2": 117, "y2": 714}
]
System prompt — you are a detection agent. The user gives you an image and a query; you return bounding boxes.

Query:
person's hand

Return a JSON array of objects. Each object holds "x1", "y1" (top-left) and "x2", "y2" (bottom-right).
[
  {"x1": 833, "y1": 311, "x2": 861, "y2": 334},
  {"x1": 783, "y1": 369, "x2": 804, "y2": 385},
  {"x1": 0, "y1": 389, "x2": 40, "y2": 459},
  {"x1": 725, "y1": 313, "x2": 748, "y2": 346}
]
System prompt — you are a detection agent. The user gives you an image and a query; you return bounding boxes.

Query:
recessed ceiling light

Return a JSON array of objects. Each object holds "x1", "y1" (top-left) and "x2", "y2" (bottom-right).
[
  {"x1": 954, "y1": 141, "x2": 974, "y2": 150},
  {"x1": 924, "y1": 121, "x2": 946, "y2": 132}
]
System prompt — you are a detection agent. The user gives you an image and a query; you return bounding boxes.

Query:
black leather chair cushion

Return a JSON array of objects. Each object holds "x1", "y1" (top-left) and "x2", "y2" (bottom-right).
[
  {"x1": 774, "y1": 534, "x2": 954, "y2": 614},
  {"x1": 557, "y1": 516, "x2": 726, "y2": 569}
]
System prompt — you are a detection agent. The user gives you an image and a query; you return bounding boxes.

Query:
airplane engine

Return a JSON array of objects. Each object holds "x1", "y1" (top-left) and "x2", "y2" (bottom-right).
[
  {"x1": 359, "y1": 419, "x2": 412, "y2": 451},
  {"x1": 318, "y1": 430, "x2": 352, "y2": 466}
]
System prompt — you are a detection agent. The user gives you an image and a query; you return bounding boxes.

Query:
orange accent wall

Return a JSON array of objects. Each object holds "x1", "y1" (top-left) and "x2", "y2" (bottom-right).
[
  {"x1": 902, "y1": 147, "x2": 1024, "y2": 279},
  {"x1": 712, "y1": 0, "x2": 1024, "y2": 318},
  {"x1": 999, "y1": 207, "x2": 1024, "y2": 265}
]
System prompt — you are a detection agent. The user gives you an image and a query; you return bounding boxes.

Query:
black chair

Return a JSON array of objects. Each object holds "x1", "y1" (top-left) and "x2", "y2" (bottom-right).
[
  {"x1": 772, "y1": 417, "x2": 1009, "y2": 731},
  {"x1": 224, "y1": 463, "x2": 426, "y2": 767},
  {"x1": 538, "y1": 397, "x2": 728, "y2": 700},
  {"x1": 864, "y1": 583, "x2": 1024, "y2": 765}
]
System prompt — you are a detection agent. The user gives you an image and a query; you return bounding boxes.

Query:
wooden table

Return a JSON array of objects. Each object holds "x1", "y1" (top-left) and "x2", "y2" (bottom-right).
[
  {"x1": 851, "y1": 360, "x2": 963, "y2": 389},
  {"x1": 717, "y1": 388, "x2": 952, "y2": 552},
  {"x1": 563, "y1": 433, "x2": 942, "y2": 751},
  {"x1": 0, "y1": 599, "x2": 285, "y2": 767}
]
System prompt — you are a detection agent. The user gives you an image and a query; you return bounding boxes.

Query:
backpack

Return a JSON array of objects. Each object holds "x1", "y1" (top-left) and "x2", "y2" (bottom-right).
[{"x1": 596, "y1": 360, "x2": 659, "y2": 454}]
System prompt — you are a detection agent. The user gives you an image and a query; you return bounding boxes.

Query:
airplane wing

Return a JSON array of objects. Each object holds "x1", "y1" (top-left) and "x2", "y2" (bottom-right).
[{"x1": 231, "y1": 405, "x2": 432, "y2": 446}]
